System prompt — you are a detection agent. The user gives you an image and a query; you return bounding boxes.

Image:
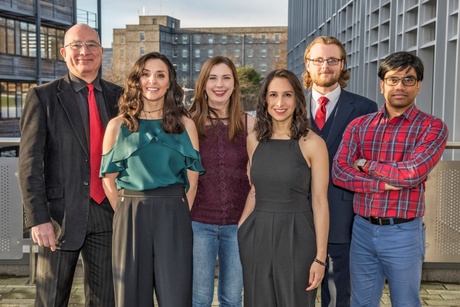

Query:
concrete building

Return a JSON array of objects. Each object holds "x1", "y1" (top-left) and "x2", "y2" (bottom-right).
[
  {"x1": 0, "y1": 0, "x2": 75, "y2": 137},
  {"x1": 111, "y1": 15, "x2": 287, "y2": 91},
  {"x1": 287, "y1": 0, "x2": 458, "y2": 155}
]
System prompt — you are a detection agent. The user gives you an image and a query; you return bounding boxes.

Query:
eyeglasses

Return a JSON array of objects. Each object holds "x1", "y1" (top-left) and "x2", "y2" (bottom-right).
[
  {"x1": 307, "y1": 58, "x2": 342, "y2": 66},
  {"x1": 64, "y1": 41, "x2": 101, "y2": 51},
  {"x1": 384, "y1": 76, "x2": 418, "y2": 86}
]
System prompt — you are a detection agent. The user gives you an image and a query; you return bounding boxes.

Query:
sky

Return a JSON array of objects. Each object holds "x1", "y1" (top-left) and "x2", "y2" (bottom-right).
[{"x1": 77, "y1": 0, "x2": 289, "y2": 47}]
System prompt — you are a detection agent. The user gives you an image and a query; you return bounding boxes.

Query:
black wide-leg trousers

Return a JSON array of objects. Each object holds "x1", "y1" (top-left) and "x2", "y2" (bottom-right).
[{"x1": 112, "y1": 186, "x2": 193, "y2": 307}]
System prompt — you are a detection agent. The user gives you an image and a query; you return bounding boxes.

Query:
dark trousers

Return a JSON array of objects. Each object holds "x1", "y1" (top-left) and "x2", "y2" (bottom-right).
[
  {"x1": 112, "y1": 186, "x2": 193, "y2": 307},
  {"x1": 35, "y1": 199, "x2": 115, "y2": 307},
  {"x1": 321, "y1": 243, "x2": 351, "y2": 307}
]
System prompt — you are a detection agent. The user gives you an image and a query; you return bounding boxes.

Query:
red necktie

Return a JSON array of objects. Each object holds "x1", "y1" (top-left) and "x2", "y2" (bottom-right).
[
  {"x1": 87, "y1": 84, "x2": 106, "y2": 204},
  {"x1": 315, "y1": 96, "x2": 329, "y2": 130}
]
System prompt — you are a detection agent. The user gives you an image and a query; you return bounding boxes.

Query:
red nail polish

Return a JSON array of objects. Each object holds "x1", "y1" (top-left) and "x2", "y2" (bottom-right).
[{"x1": 308, "y1": 282, "x2": 312, "y2": 286}]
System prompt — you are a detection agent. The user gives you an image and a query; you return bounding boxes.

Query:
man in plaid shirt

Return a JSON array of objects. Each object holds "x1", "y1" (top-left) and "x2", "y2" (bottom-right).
[{"x1": 332, "y1": 51, "x2": 448, "y2": 307}]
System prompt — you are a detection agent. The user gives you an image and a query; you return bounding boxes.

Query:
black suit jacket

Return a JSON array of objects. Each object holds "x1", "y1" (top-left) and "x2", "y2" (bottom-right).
[
  {"x1": 18, "y1": 74, "x2": 122, "y2": 250},
  {"x1": 307, "y1": 89, "x2": 378, "y2": 243}
]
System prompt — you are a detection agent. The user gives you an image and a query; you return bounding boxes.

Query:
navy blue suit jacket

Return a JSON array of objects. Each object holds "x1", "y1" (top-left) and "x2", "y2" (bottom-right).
[{"x1": 307, "y1": 89, "x2": 378, "y2": 243}]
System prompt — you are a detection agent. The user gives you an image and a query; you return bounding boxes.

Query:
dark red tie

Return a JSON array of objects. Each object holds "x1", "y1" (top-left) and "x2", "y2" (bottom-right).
[
  {"x1": 315, "y1": 96, "x2": 329, "y2": 130},
  {"x1": 87, "y1": 84, "x2": 106, "y2": 204}
]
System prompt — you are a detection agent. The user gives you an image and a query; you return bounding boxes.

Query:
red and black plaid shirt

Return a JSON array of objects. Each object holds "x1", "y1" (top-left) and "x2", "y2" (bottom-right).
[{"x1": 332, "y1": 104, "x2": 448, "y2": 219}]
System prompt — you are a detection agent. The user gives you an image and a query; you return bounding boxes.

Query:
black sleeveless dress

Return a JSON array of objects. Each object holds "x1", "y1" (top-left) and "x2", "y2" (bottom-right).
[{"x1": 238, "y1": 138, "x2": 317, "y2": 306}]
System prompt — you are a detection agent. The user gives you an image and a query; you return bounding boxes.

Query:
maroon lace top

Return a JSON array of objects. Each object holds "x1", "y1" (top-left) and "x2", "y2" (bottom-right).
[{"x1": 190, "y1": 115, "x2": 250, "y2": 225}]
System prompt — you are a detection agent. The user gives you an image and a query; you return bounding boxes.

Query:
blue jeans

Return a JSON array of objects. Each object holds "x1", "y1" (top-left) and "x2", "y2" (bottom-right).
[
  {"x1": 192, "y1": 221, "x2": 243, "y2": 307},
  {"x1": 350, "y1": 215, "x2": 425, "y2": 307}
]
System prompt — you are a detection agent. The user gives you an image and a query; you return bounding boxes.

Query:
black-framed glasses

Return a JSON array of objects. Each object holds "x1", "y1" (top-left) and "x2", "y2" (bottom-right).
[
  {"x1": 384, "y1": 76, "x2": 418, "y2": 86},
  {"x1": 307, "y1": 58, "x2": 342, "y2": 66},
  {"x1": 64, "y1": 41, "x2": 101, "y2": 51}
]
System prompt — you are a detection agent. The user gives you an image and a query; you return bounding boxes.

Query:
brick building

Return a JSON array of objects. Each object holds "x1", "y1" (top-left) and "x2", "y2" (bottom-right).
[{"x1": 110, "y1": 15, "x2": 287, "y2": 91}]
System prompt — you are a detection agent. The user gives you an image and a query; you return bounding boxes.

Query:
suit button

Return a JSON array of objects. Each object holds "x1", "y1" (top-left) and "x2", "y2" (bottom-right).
[{"x1": 83, "y1": 181, "x2": 89, "y2": 186}]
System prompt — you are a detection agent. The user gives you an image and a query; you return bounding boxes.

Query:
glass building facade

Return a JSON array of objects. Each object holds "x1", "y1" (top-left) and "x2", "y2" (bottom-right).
[{"x1": 0, "y1": 0, "x2": 74, "y2": 136}]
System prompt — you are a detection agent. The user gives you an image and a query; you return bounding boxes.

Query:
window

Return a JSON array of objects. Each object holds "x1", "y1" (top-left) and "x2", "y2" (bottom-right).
[
  {"x1": 0, "y1": 17, "x2": 64, "y2": 59},
  {"x1": 194, "y1": 35, "x2": 201, "y2": 44},
  {"x1": 262, "y1": 35, "x2": 267, "y2": 43},
  {"x1": 195, "y1": 49, "x2": 201, "y2": 58},
  {"x1": 234, "y1": 36, "x2": 240, "y2": 44},
  {"x1": 247, "y1": 35, "x2": 253, "y2": 43},
  {"x1": 261, "y1": 63, "x2": 267, "y2": 72},
  {"x1": 173, "y1": 35, "x2": 179, "y2": 44},
  {"x1": 20, "y1": 21, "x2": 34, "y2": 57},
  {"x1": 195, "y1": 63, "x2": 201, "y2": 72},
  {"x1": 120, "y1": 37, "x2": 124, "y2": 44},
  {"x1": 182, "y1": 63, "x2": 188, "y2": 72},
  {"x1": 248, "y1": 49, "x2": 254, "y2": 58},
  {"x1": 208, "y1": 35, "x2": 214, "y2": 44},
  {"x1": 182, "y1": 35, "x2": 188, "y2": 44},
  {"x1": 275, "y1": 34, "x2": 280, "y2": 43},
  {"x1": 208, "y1": 49, "x2": 214, "y2": 58},
  {"x1": 221, "y1": 35, "x2": 227, "y2": 44},
  {"x1": 261, "y1": 49, "x2": 267, "y2": 58},
  {"x1": 234, "y1": 49, "x2": 240, "y2": 57},
  {"x1": 140, "y1": 47, "x2": 145, "y2": 55},
  {"x1": 173, "y1": 50, "x2": 178, "y2": 58},
  {"x1": 153, "y1": 18, "x2": 158, "y2": 25},
  {"x1": 182, "y1": 49, "x2": 188, "y2": 58},
  {"x1": 140, "y1": 32, "x2": 145, "y2": 41},
  {"x1": 0, "y1": 81, "x2": 36, "y2": 119}
]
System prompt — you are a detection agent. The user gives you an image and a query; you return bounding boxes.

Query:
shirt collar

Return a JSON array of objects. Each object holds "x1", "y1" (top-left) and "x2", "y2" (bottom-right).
[
  {"x1": 311, "y1": 86, "x2": 341, "y2": 105},
  {"x1": 380, "y1": 103, "x2": 419, "y2": 121},
  {"x1": 69, "y1": 72, "x2": 102, "y2": 92}
]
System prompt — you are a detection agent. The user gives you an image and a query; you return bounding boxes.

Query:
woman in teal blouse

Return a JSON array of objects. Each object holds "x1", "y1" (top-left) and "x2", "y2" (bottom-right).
[{"x1": 100, "y1": 52, "x2": 205, "y2": 307}]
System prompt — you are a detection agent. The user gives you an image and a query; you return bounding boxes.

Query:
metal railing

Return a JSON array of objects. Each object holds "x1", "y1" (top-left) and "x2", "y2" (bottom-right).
[{"x1": 1, "y1": 139, "x2": 459, "y2": 274}]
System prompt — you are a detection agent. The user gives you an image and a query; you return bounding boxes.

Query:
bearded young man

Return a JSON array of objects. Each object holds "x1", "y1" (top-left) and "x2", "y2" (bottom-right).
[{"x1": 302, "y1": 36, "x2": 378, "y2": 307}]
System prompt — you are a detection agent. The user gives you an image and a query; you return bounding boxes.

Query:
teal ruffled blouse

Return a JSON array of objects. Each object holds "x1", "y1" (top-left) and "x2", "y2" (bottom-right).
[{"x1": 100, "y1": 119, "x2": 205, "y2": 191}]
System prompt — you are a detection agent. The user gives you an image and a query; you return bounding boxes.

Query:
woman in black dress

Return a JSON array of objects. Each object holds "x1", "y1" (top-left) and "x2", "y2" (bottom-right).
[{"x1": 238, "y1": 69, "x2": 329, "y2": 307}]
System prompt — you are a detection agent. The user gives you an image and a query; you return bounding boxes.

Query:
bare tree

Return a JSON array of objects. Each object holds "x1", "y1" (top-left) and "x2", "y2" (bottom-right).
[{"x1": 273, "y1": 36, "x2": 288, "y2": 70}]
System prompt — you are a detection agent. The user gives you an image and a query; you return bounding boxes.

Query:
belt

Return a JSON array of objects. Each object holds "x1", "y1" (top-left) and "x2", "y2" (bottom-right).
[{"x1": 359, "y1": 215, "x2": 414, "y2": 226}]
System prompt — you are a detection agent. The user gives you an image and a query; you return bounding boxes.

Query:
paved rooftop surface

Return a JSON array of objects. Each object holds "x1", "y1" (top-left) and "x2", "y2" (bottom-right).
[{"x1": 0, "y1": 276, "x2": 459, "y2": 306}]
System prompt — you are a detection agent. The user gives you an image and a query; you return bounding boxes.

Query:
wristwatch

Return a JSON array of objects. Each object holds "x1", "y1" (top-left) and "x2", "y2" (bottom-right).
[{"x1": 357, "y1": 159, "x2": 367, "y2": 172}]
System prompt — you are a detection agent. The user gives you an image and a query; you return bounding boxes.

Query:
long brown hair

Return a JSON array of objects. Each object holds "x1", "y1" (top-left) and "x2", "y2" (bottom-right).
[
  {"x1": 118, "y1": 52, "x2": 187, "y2": 133},
  {"x1": 302, "y1": 36, "x2": 350, "y2": 90},
  {"x1": 255, "y1": 69, "x2": 309, "y2": 142},
  {"x1": 189, "y1": 56, "x2": 244, "y2": 140}
]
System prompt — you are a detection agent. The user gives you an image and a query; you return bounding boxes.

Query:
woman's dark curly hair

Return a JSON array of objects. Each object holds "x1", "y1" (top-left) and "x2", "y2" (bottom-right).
[
  {"x1": 118, "y1": 51, "x2": 187, "y2": 133},
  {"x1": 255, "y1": 69, "x2": 310, "y2": 141}
]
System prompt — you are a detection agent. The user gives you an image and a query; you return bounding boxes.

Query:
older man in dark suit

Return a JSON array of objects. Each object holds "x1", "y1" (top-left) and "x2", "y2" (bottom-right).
[
  {"x1": 303, "y1": 36, "x2": 378, "y2": 307},
  {"x1": 18, "y1": 23, "x2": 122, "y2": 306}
]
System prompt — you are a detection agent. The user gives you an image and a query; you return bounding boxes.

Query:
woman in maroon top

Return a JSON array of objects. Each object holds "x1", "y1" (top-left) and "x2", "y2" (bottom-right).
[{"x1": 188, "y1": 56, "x2": 255, "y2": 307}]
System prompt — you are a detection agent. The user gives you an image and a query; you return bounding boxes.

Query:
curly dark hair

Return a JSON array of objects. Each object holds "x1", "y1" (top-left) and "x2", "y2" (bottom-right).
[
  {"x1": 302, "y1": 36, "x2": 350, "y2": 90},
  {"x1": 118, "y1": 51, "x2": 187, "y2": 133},
  {"x1": 255, "y1": 69, "x2": 310, "y2": 142},
  {"x1": 188, "y1": 56, "x2": 244, "y2": 140}
]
